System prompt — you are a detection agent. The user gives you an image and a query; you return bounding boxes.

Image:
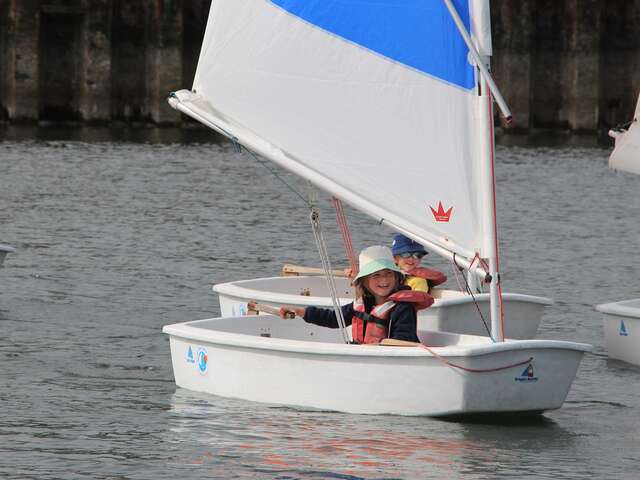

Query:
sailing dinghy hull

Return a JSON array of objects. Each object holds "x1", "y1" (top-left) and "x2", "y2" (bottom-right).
[
  {"x1": 608, "y1": 93, "x2": 640, "y2": 175},
  {"x1": 213, "y1": 276, "x2": 551, "y2": 339},
  {"x1": 596, "y1": 300, "x2": 640, "y2": 366},
  {"x1": 0, "y1": 244, "x2": 15, "y2": 267},
  {"x1": 163, "y1": 315, "x2": 590, "y2": 417}
]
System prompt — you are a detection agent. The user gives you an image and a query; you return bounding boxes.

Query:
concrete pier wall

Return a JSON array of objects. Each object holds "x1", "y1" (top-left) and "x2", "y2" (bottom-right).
[
  {"x1": 0, "y1": 0, "x2": 638, "y2": 135},
  {"x1": 491, "y1": 0, "x2": 640, "y2": 134}
]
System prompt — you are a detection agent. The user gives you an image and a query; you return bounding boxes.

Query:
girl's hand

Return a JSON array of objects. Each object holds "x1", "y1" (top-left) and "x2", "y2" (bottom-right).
[
  {"x1": 247, "y1": 301, "x2": 299, "y2": 318},
  {"x1": 279, "y1": 306, "x2": 303, "y2": 319}
]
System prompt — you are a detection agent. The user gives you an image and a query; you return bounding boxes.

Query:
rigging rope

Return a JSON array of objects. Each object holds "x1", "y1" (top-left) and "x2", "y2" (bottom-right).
[
  {"x1": 452, "y1": 253, "x2": 493, "y2": 340},
  {"x1": 331, "y1": 197, "x2": 358, "y2": 276},
  {"x1": 450, "y1": 257, "x2": 466, "y2": 293},
  {"x1": 419, "y1": 344, "x2": 533, "y2": 373},
  {"x1": 310, "y1": 209, "x2": 350, "y2": 344},
  {"x1": 611, "y1": 118, "x2": 635, "y2": 132},
  {"x1": 232, "y1": 140, "x2": 312, "y2": 207},
  {"x1": 232, "y1": 141, "x2": 351, "y2": 344}
]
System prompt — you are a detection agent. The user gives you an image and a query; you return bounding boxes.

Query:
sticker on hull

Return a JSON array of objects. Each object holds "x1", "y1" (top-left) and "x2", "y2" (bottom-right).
[
  {"x1": 197, "y1": 347, "x2": 208, "y2": 375},
  {"x1": 515, "y1": 363, "x2": 538, "y2": 382},
  {"x1": 186, "y1": 345, "x2": 195, "y2": 364},
  {"x1": 619, "y1": 320, "x2": 629, "y2": 336}
]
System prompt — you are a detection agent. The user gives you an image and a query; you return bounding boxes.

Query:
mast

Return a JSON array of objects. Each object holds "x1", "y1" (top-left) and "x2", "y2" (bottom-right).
[
  {"x1": 443, "y1": 0, "x2": 506, "y2": 341},
  {"x1": 443, "y1": 0, "x2": 512, "y2": 121},
  {"x1": 480, "y1": 84, "x2": 504, "y2": 342},
  {"x1": 473, "y1": 0, "x2": 504, "y2": 342}
]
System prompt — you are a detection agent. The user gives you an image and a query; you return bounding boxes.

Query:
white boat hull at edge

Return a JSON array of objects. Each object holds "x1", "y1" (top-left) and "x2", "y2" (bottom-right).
[
  {"x1": 213, "y1": 276, "x2": 551, "y2": 339},
  {"x1": 596, "y1": 299, "x2": 640, "y2": 366},
  {"x1": 608, "y1": 93, "x2": 640, "y2": 175},
  {"x1": 0, "y1": 244, "x2": 15, "y2": 267},
  {"x1": 163, "y1": 315, "x2": 591, "y2": 417}
]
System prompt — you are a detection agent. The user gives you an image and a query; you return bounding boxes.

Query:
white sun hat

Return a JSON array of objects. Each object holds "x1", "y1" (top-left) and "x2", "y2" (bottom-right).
[{"x1": 354, "y1": 245, "x2": 402, "y2": 281}]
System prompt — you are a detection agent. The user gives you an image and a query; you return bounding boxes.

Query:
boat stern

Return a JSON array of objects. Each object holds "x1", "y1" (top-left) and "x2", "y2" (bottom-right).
[{"x1": 596, "y1": 300, "x2": 640, "y2": 366}]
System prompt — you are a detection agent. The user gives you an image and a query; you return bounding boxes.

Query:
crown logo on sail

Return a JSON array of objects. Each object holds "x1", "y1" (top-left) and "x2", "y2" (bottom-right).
[{"x1": 429, "y1": 202, "x2": 453, "y2": 222}]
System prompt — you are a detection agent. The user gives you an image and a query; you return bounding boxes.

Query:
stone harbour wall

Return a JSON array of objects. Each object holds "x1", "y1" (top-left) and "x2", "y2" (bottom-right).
[{"x1": 0, "y1": 0, "x2": 638, "y2": 136}]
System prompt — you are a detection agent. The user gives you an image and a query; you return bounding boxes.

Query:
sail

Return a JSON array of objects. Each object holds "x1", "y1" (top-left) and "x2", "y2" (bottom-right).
[{"x1": 187, "y1": 0, "x2": 493, "y2": 261}]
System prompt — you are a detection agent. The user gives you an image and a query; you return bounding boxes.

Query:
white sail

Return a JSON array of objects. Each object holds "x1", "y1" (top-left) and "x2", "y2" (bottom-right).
[{"x1": 183, "y1": 0, "x2": 495, "y2": 262}]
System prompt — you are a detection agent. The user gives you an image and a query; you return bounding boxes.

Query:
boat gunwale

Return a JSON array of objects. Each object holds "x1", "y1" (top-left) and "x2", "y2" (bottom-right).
[
  {"x1": 212, "y1": 276, "x2": 554, "y2": 307},
  {"x1": 596, "y1": 300, "x2": 640, "y2": 320},
  {"x1": 162, "y1": 317, "x2": 592, "y2": 357}
]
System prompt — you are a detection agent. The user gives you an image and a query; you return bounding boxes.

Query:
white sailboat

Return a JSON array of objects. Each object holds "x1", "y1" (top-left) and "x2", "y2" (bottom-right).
[
  {"x1": 595, "y1": 92, "x2": 640, "y2": 365},
  {"x1": 608, "y1": 91, "x2": 640, "y2": 174},
  {"x1": 163, "y1": 0, "x2": 591, "y2": 416}
]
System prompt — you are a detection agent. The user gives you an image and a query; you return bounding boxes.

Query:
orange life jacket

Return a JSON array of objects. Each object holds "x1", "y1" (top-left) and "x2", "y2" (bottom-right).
[
  {"x1": 405, "y1": 267, "x2": 447, "y2": 287},
  {"x1": 351, "y1": 290, "x2": 434, "y2": 344}
]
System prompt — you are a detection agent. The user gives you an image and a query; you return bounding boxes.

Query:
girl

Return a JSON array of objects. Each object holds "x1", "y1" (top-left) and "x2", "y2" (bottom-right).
[{"x1": 277, "y1": 245, "x2": 433, "y2": 344}]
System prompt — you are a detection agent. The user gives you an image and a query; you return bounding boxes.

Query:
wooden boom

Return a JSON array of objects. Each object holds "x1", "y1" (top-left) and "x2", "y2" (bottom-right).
[{"x1": 281, "y1": 263, "x2": 348, "y2": 277}]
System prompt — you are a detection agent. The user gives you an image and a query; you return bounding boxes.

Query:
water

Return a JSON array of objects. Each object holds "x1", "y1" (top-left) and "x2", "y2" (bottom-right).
[{"x1": 1, "y1": 136, "x2": 639, "y2": 479}]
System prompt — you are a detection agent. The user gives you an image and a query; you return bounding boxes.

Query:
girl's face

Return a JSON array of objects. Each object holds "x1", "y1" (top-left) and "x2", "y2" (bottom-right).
[
  {"x1": 394, "y1": 252, "x2": 423, "y2": 272},
  {"x1": 364, "y1": 269, "x2": 398, "y2": 301}
]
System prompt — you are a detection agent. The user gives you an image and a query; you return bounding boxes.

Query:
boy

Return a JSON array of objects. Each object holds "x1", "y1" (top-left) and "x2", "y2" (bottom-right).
[{"x1": 391, "y1": 234, "x2": 446, "y2": 292}]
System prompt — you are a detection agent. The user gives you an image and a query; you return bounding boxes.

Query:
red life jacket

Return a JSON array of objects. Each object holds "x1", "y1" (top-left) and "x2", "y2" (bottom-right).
[
  {"x1": 406, "y1": 267, "x2": 447, "y2": 288},
  {"x1": 351, "y1": 290, "x2": 434, "y2": 344}
]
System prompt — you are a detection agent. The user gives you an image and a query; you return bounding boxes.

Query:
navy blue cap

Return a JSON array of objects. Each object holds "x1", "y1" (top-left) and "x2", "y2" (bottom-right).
[{"x1": 391, "y1": 234, "x2": 427, "y2": 256}]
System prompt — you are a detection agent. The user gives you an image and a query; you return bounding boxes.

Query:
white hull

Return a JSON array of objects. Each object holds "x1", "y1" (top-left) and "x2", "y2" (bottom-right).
[
  {"x1": 596, "y1": 299, "x2": 640, "y2": 366},
  {"x1": 213, "y1": 276, "x2": 551, "y2": 339},
  {"x1": 0, "y1": 244, "x2": 15, "y2": 267},
  {"x1": 608, "y1": 93, "x2": 640, "y2": 175},
  {"x1": 163, "y1": 315, "x2": 590, "y2": 417}
]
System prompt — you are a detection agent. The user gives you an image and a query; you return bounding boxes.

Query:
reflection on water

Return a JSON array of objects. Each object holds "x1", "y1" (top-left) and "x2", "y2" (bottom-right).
[
  {"x1": 166, "y1": 390, "x2": 588, "y2": 479},
  {"x1": 168, "y1": 392, "x2": 480, "y2": 479}
]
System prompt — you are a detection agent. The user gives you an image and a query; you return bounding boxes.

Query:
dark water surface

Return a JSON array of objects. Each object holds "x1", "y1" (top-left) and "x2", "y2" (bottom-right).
[{"x1": 1, "y1": 136, "x2": 639, "y2": 479}]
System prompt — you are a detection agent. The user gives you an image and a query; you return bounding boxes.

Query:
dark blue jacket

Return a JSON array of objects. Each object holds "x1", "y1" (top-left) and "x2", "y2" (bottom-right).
[{"x1": 302, "y1": 293, "x2": 419, "y2": 343}]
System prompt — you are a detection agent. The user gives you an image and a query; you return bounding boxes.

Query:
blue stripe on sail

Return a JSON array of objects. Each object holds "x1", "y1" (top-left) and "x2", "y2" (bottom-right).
[{"x1": 270, "y1": 0, "x2": 475, "y2": 90}]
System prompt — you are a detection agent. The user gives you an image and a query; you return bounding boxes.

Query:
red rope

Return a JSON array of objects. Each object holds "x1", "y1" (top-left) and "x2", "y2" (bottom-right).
[
  {"x1": 332, "y1": 197, "x2": 358, "y2": 275},
  {"x1": 469, "y1": 252, "x2": 490, "y2": 275},
  {"x1": 419, "y1": 344, "x2": 533, "y2": 373},
  {"x1": 450, "y1": 258, "x2": 465, "y2": 292}
]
